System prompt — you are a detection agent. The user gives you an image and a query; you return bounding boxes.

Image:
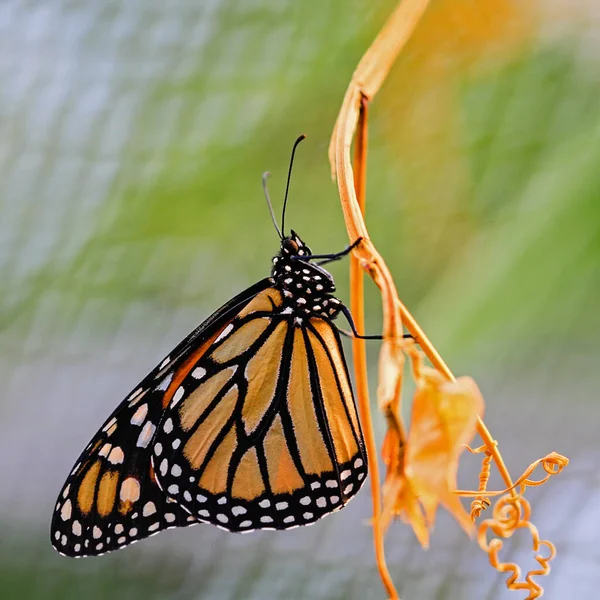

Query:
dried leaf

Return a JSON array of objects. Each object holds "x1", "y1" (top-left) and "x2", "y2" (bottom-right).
[
  {"x1": 377, "y1": 339, "x2": 405, "y2": 415},
  {"x1": 383, "y1": 352, "x2": 484, "y2": 546}
]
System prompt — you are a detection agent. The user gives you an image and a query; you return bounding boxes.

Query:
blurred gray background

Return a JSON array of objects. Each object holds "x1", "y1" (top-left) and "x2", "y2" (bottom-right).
[{"x1": 0, "y1": 0, "x2": 598, "y2": 598}]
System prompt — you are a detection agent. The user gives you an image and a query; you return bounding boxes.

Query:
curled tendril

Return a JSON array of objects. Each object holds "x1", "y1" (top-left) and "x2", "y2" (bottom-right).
[
  {"x1": 454, "y1": 449, "x2": 568, "y2": 596},
  {"x1": 478, "y1": 496, "x2": 556, "y2": 599},
  {"x1": 516, "y1": 452, "x2": 569, "y2": 493},
  {"x1": 466, "y1": 443, "x2": 493, "y2": 520},
  {"x1": 457, "y1": 451, "x2": 569, "y2": 501}
]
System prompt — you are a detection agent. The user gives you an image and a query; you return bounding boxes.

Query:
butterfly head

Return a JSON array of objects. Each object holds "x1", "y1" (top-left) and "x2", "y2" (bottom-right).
[{"x1": 280, "y1": 230, "x2": 310, "y2": 257}]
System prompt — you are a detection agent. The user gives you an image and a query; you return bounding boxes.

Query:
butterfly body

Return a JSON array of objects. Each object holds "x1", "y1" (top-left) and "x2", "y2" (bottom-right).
[
  {"x1": 270, "y1": 230, "x2": 341, "y2": 322},
  {"x1": 52, "y1": 227, "x2": 367, "y2": 557}
]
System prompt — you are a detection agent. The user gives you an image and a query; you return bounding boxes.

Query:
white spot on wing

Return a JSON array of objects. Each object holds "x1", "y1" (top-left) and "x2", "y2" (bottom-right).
[
  {"x1": 163, "y1": 418, "x2": 173, "y2": 434},
  {"x1": 120, "y1": 477, "x2": 141, "y2": 502},
  {"x1": 156, "y1": 372, "x2": 173, "y2": 391},
  {"x1": 192, "y1": 366, "x2": 206, "y2": 379},
  {"x1": 137, "y1": 421, "x2": 156, "y2": 448},
  {"x1": 102, "y1": 417, "x2": 117, "y2": 432},
  {"x1": 232, "y1": 506, "x2": 247, "y2": 516},
  {"x1": 127, "y1": 388, "x2": 143, "y2": 403},
  {"x1": 143, "y1": 502, "x2": 156, "y2": 517},
  {"x1": 99, "y1": 443, "x2": 112, "y2": 458},
  {"x1": 60, "y1": 499, "x2": 72, "y2": 521},
  {"x1": 171, "y1": 386, "x2": 185, "y2": 407},
  {"x1": 130, "y1": 404, "x2": 148, "y2": 425},
  {"x1": 215, "y1": 324, "x2": 234, "y2": 343},
  {"x1": 259, "y1": 499, "x2": 270, "y2": 508},
  {"x1": 108, "y1": 446, "x2": 125, "y2": 465}
]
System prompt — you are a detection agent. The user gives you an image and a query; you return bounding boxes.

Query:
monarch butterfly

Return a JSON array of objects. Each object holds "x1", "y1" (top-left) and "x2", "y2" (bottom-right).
[{"x1": 51, "y1": 136, "x2": 374, "y2": 557}]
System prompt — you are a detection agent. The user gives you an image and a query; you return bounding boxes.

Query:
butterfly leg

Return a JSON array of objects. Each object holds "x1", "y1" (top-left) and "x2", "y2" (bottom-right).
[
  {"x1": 337, "y1": 304, "x2": 413, "y2": 341},
  {"x1": 293, "y1": 238, "x2": 363, "y2": 265}
]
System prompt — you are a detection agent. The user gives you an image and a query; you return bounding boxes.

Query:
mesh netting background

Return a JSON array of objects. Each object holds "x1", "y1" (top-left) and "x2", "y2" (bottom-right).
[{"x1": 1, "y1": 1, "x2": 599, "y2": 598}]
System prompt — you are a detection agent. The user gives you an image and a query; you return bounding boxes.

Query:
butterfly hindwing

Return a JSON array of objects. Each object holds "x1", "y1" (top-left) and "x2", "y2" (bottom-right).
[{"x1": 151, "y1": 287, "x2": 368, "y2": 532}]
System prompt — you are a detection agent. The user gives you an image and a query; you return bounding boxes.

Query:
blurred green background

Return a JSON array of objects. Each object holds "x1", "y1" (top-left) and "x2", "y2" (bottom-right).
[{"x1": 1, "y1": 0, "x2": 598, "y2": 598}]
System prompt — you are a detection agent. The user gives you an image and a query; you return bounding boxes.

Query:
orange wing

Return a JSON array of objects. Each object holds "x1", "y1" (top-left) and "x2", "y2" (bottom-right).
[
  {"x1": 51, "y1": 385, "x2": 197, "y2": 557},
  {"x1": 51, "y1": 279, "x2": 271, "y2": 556},
  {"x1": 152, "y1": 287, "x2": 367, "y2": 532}
]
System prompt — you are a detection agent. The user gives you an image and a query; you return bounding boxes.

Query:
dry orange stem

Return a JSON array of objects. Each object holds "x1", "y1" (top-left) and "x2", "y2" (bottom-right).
[{"x1": 351, "y1": 97, "x2": 399, "y2": 600}]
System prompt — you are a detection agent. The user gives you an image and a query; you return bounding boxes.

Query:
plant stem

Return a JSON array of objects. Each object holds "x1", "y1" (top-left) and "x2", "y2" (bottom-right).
[{"x1": 351, "y1": 96, "x2": 399, "y2": 600}]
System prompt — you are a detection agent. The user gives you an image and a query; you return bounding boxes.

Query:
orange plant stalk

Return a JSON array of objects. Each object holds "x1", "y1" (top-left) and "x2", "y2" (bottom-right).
[
  {"x1": 350, "y1": 96, "x2": 399, "y2": 599},
  {"x1": 329, "y1": 1, "x2": 569, "y2": 598}
]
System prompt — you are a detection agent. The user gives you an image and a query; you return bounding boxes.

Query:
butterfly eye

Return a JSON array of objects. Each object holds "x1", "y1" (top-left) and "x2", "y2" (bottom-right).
[{"x1": 282, "y1": 238, "x2": 299, "y2": 254}]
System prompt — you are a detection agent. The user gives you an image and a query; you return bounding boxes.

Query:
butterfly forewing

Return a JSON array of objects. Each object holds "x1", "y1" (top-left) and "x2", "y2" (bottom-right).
[
  {"x1": 151, "y1": 287, "x2": 367, "y2": 532},
  {"x1": 51, "y1": 279, "x2": 272, "y2": 556},
  {"x1": 51, "y1": 384, "x2": 197, "y2": 557}
]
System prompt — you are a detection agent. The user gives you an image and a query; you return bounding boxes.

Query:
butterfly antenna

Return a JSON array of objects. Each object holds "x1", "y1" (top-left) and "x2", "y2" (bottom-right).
[
  {"x1": 281, "y1": 134, "x2": 306, "y2": 236},
  {"x1": 262, "y1": 172, "x2": 283, "y2": 239}
]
